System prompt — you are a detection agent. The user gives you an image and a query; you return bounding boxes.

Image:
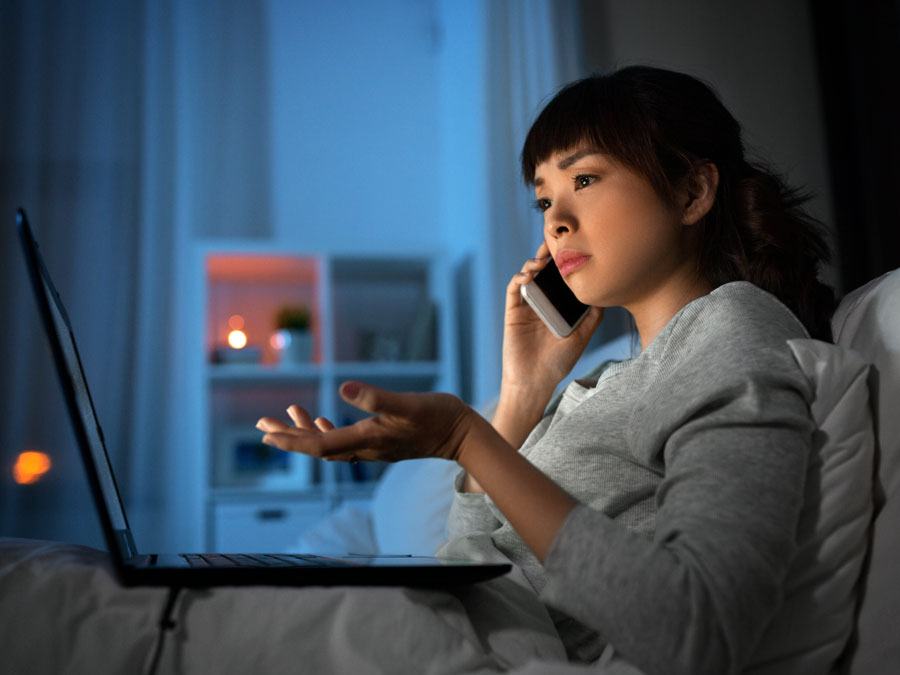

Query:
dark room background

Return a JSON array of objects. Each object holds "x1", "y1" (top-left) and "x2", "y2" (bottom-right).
[{"x1": 1, "y1": 0, "x2": 896, "y2": 553}]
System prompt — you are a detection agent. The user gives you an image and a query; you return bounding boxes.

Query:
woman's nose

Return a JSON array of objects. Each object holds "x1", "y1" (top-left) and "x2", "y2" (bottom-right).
[{"x1": 545, "y1": 214, "x2": 575, "y2": 239}]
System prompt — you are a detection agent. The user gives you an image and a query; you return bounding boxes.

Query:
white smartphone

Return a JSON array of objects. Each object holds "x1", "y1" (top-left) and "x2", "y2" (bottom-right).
[{"x1": 520, "y1": 259, "x2": 591, "y2": 338}]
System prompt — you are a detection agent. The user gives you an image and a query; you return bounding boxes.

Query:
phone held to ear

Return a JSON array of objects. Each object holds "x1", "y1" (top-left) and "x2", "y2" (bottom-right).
[{"x1": 520, "y1": 259, "x2": 591, "y2": 338}]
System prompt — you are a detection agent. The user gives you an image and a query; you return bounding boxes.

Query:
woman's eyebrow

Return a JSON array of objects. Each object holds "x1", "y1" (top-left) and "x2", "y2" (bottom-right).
[
  {"x1": 533, "y1": 149, "x2": 604, "y2": 186},
  {"x1": 557, "y1": 148, "x2": 604, "y2": 170}
]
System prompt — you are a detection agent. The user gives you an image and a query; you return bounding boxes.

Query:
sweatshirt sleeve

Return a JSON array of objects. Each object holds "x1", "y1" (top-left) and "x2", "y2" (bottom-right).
[
  {"x1": 445, "y1": 469, "x2": 503, "y2": 541},
  {"x1": 540, "y1": 299, "x2": 815, "y2": 675}
]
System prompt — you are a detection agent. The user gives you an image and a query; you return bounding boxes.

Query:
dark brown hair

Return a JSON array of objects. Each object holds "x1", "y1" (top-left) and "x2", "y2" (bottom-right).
[{"x1": 521, "y1": 66, "x2": 835, "y2": 341}]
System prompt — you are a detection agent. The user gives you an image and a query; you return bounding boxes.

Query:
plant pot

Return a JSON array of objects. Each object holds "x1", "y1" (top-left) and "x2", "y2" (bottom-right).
[{"x1": 277, "y1": 329, "x2": 313, "y2": 363}]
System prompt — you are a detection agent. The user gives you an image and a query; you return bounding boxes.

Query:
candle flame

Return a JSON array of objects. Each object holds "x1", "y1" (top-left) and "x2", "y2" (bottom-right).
[{"x1": 228, "y1": 329, "x2": 248, "y2": 349}]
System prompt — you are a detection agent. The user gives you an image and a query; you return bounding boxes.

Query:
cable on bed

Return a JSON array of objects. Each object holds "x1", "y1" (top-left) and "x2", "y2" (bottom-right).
[{"x1": 143, "y1": 586, "x2": 183, "y2": 675}]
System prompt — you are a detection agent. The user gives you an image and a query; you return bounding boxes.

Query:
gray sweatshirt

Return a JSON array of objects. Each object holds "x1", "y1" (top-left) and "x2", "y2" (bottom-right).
[{"x1": 444, "y1": 281, "x2": 815, "y2": 674}]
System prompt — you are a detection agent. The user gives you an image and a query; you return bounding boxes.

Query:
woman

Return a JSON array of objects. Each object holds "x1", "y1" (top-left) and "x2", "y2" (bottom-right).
[{"x1": 258, "y1": 66, "x2": 834, "y2": 673}]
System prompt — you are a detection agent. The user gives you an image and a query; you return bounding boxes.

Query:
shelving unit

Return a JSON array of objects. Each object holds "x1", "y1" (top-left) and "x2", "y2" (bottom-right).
[{"x1": 196, "y1": 243, "x2": 457, "y2": 551}]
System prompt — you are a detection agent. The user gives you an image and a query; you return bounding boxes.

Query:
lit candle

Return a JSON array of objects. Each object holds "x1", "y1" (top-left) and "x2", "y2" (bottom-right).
[
  {"x1": 228, "y1": 329, "x2": 248, "y2": 349},
  {"x1": 227, "y1": 315, "x2": 247, "y2": 349}
]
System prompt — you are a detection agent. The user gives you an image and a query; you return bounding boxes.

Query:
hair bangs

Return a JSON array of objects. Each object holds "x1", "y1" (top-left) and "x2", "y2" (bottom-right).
[{"x1": 521, "y1": 74, "x2": 664, "y2": 198}]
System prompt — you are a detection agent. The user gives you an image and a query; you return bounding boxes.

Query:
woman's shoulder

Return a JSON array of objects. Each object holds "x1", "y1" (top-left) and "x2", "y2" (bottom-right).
[
  {"x1": 652, "y1": 281, "x2": 811, "y2": 378},
  {"x1": 676, "y1": 281, "x2": 808, "y2": 344},
  {"x1": 631, "y1": 282, "x2": 816, "y2": 437}
]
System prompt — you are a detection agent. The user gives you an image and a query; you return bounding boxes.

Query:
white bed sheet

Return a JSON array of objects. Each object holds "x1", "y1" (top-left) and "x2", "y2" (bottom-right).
[{"x1": 0, "y1": 537, "x2": 569, "y2": 675}]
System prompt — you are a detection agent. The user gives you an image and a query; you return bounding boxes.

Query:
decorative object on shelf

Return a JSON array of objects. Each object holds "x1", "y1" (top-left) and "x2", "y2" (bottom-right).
[
  {"x1": 405, "y1": 300, "x2": 437, "y2": 361},
  {"x1": 227, "y1": 314, "x2": 248, "y2": 349},
  {"x1": 355, "y1": 301, "x2": 437, "y2": 363},
  {"x1": 358, "y1": 330, "x2": 404, "y2": 362},
  {"x1": 213, "y1": 345, "x2": 262, "y2": 363},
  {"x1": 212, "y1": 314, "x2": 262, "y2": 363},
  {"x1": 215, "y1": 427, "x2": 314, "y2": 489},
  {"x1": 273, "y1": 305, "x2": 313, "y2": 363}
]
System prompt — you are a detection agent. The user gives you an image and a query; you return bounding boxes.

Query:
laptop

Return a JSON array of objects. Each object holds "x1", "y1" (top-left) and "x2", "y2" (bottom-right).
[{"x1": 16, "y1": 208, "x2": 510, "y2": 588}]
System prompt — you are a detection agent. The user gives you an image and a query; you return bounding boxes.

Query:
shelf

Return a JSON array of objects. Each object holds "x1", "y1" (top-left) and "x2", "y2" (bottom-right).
[
  {"x1": 211, "y1": 485, "x2": 328, "y2": 502},
  {"x1": 332, "y1": 361, "x2": 443, "y2": 378},
  {"x1": 198, "y1": 246, "x2": 456, "y2": 550},
  {"x1": 210, "y1": 478, "x2": 380, "y2": 506},
  {"x1": 207, "y1": 361, "x2": 443, "y2": 386},
  {"x1": 206, "y1": 253, "x2": 322, "y2": 365},
  {"x1": 207, "y1": 362, "x2": 324, "y2": 382}
]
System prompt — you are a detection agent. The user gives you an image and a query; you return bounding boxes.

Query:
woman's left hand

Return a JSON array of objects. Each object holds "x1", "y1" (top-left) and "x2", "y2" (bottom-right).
[{"x1": 256, "y1": 381, "x2": 474, "y2": 464}]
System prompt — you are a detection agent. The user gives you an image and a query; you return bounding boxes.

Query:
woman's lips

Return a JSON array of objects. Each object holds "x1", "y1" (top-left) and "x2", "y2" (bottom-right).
[{"x1": 556, "y1": 252, "x2": 591, "y2": 277}]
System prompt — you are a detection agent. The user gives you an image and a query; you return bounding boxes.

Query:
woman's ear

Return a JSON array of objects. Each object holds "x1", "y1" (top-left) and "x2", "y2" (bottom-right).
[{"x1": 681, "y1": 162, "x2": 719, "y2": 225}]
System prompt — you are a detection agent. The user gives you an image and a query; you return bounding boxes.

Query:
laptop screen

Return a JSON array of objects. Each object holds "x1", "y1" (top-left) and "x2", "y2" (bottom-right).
[{"x1": 18, "y1": 211, "x2": 130, "y2": 535}]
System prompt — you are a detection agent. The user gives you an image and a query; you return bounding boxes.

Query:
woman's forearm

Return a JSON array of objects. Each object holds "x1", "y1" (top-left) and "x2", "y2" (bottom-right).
[
  {"x1": 463, "y1": 382, "x2": 552, "y2": 494},
  {"x1": 457, "y1": 411, "x2": 577, "y2": 562},
  {"x1": 490, "y1": 381, "x2": 552, "y2": 448}
]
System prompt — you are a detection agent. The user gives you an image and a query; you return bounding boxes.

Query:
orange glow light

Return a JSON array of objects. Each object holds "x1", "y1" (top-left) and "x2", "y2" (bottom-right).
[
  {"x1": 227, "y1": 329, "x2": 248, "y2": 349},
  {"x1": 13, "y1": 451, "x2": 52, "y2": 485},
  {"x1": 228, "y1": 314, "x2": 245, "y2": 330}
]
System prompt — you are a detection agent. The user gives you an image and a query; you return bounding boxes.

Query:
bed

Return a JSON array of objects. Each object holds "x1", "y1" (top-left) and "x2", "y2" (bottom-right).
[{"x1": 1, "y1": 271, "x2": 897, "y2": 675}]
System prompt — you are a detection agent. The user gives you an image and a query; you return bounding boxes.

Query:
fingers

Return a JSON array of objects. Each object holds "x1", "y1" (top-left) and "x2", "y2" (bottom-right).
[
  {"x1": 339, "y1": 381, "x2": 414, "y2": 418},
  {"x1": 258, "y1": 412, "x2": 330, "y2": 435},
  {"x1": 286, "y1": 404, "x2": 335, "y2": 433},
  {"x1": 256, "y1": 417, "x2": 292, "y2": 433},
  {"x1": 286, "y1": 405, "x2": 315, "y2": 429},
  {"x1": 261, "y1": 421, "x2": 378, "y2": 459},
  {"x1": 314, "y1": 417, "x2": 335, "y2": 432},
  {"x1": 507, "y1": 252, "x2": 552, "y2": 307},
  {"x1": 518, "y1": 254, "x2": 551, "y2": 277},
  {"x1": 261, "y1": 389, "x2": 386, "y2": 458},
  {"x1": 261, "y1": 429, "x2": 325, "y2": 456}
]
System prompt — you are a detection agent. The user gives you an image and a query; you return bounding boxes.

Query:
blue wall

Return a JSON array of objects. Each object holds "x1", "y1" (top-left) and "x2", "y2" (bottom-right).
[{"x1": 269, "y1": 0, "x2": 444, "y2": 251}]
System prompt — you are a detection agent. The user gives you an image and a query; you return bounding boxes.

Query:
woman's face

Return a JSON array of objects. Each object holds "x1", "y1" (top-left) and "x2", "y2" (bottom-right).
[{"x1": 533, "y1": 146, "x2": 700, "y2": 313}]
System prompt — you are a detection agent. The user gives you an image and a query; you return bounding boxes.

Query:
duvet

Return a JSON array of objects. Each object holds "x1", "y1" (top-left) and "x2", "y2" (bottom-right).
[{"x1": 0, "y1": 538, "x2": 583, "y2": 675}]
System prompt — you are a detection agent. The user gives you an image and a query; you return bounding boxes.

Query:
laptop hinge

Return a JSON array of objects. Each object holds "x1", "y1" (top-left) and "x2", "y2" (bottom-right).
[{"x1": 114, "y1": 528, "x2": 137, "y2": 560}]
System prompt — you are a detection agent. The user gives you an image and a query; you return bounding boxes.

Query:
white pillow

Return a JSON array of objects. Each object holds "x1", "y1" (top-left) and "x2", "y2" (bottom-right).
[
  {"x1": 287, "y1": 503, "x2": 377, "y2": 554},
  {"x1": 830, "y1": 268, "x2": 900, "y2": 675},
  {"x1": 746, "y1": 339, "x2": 874, "y2": 673},
  {"x1": 371, "y1": 458, "x2": 459, "y2": 555}
]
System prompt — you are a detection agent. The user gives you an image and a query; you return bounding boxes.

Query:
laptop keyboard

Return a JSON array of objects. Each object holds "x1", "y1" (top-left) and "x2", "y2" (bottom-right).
[{"x1": 181, "y1": 553, "x2": 351, "y2": 568}]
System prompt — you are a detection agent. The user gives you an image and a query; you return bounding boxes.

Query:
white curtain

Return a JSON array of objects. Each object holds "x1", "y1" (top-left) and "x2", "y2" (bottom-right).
[
  {"x1": 471, "y1": 0, "x2": 585, "y2": 404},
  {"x1": 0, "y1": 0, "x2": 272, "y2": 551},
  {"x1": 1, "y1": 0, "x2": 150, "y2": 548}
]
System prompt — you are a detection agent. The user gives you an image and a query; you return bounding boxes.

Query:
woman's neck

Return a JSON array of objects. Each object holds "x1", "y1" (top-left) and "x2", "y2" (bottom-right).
[{"x1": 629, "y1": 271, "x2": 711, "y2": 352}]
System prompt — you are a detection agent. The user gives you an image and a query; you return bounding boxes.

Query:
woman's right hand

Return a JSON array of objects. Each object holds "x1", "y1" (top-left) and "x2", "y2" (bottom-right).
[
  {"x1": 501, "y1": 242, "x2": 603, "y2": 396},
  {"x1": 488, "y1": 242, "x2": 602, "y2": 455},
  {"x1": 463, "y1": 243, "x2": 601, "y2": 493}
]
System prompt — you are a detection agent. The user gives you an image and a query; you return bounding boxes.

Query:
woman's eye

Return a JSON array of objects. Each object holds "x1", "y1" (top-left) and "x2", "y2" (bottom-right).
[
  {"x1": 532, "y1": 198, "x2": 552, "y2": 212},
  {"x1": 574, "y1": 174, "x2": 597, "y2": 189}
]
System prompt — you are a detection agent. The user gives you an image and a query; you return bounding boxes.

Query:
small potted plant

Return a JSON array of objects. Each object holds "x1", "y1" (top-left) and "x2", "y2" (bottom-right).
[{"x1": 275, "y1": 305, "x2": 313, "y2": 363}]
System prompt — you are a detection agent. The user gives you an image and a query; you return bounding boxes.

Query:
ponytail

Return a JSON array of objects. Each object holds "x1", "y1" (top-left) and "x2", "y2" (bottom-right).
[{"x1": 700, "y1": 161, "x2": 836, "y2": 340}]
